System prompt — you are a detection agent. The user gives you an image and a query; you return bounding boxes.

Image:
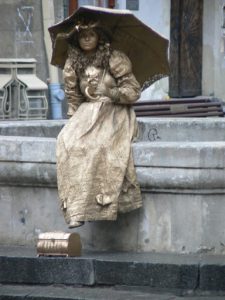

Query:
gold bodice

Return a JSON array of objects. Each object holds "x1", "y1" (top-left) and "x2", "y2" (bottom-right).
[{"x1": 79, "y1": 66, "x2": 117, "y2": 102}]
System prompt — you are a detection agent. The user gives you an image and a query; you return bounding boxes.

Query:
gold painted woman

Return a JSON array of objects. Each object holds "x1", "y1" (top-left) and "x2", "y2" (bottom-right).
[
  {"x1": 57, "y1": 20, "x2": 142, "y2": 228},
  {"x1": 49, "y1": 6, "x2": 169, "y2": 229}
]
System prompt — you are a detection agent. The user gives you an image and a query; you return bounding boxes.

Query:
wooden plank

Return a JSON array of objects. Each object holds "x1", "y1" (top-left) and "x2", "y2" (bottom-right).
[
  {"x1": 169, "y1": 0, "x2": 181, "y2": 97},
  {"x1": 180, "y1": 0, "x2": 203, "y2": 96}
]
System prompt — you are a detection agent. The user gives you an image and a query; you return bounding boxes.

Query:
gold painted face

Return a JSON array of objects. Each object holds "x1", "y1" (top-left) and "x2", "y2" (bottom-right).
[{"x1": 78, "y1": 29, "x2": 99, "y2": 54}]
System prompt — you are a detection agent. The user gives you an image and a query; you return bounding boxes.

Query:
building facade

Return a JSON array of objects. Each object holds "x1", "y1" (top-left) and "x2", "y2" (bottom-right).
[{"x1": 0, "y1": 0, "x2": 224, "y2": 112}]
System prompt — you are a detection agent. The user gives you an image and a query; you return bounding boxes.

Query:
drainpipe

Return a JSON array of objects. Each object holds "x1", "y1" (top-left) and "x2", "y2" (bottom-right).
[{"x1": 42, "y1": 0, "x2": 64, "y2": 119}]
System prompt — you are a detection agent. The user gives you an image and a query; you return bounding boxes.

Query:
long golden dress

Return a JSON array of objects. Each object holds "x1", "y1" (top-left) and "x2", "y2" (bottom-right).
[{"x1": 56, "y1": 46, "x2": 142, "y2": 225}]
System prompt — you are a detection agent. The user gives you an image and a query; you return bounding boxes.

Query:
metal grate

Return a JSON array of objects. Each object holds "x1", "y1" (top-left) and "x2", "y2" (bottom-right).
[{"x1": 0, "y1": 59, "x2": 48, "y2": 120}]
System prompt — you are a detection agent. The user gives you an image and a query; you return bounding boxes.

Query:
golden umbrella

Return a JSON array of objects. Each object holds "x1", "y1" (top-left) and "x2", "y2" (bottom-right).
[{"x1": 48, "y1": 5, "x2": 169, "y2": 90}]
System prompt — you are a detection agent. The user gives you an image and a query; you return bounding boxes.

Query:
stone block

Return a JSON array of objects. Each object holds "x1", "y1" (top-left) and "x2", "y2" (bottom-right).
[
  {"x1": 86, "y1": 209, "x2": 141, "y2": 252},
  {"x1": 137, "y1": 193, "x2": 203, "y2": 253},
  {"x1": 0, "y1": 256, "x2": 94, "y2": 285},
  {"x1": 2, "y1": 117, "x2": 225, "y2": 143},
  {"x1": 0, "y1": 162, "x2": 56, "y2": 186},
  {"x1": 137, "y1": 117, "x2": 225, "y2": 142},
  {"x1": 0, "y1": 284, "x2": 34, "y2": 299},
  {"x1": 94, "y1": 259, "x2": 198, "y2": 289},
  {"x1": 136, "y1": 167, "x2": 225, "y2": 189},
  {"x1": 0, "y1": 186, "x2": 66, "y2": 246},
  {"x1": 133, "y1": 141, "x2": 225, "y2": 169},
  {"x1": 0, "y1": 283, "x2": 205, "y2": 300},
  {"x1": 0, "y1": 120, "x2": 66, "y2": 137},
  {"x1": 199, "y1": 255, "x2": 225, "y2": 290},
  {"x1": 0, "y1": 136, "x2": 56, "y2": 163},
  {"x1": 201, "y1": 196, "x2": 225, "y2": 254},
  {"x1": 137, "y1": 193, "x2": 225, "y2": 254}
]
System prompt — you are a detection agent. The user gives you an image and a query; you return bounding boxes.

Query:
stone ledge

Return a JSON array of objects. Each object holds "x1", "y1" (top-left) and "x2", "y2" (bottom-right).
[
  {"x1": 0, "y1": 161, "x2": 56, "y2": 186},
  {"x1": 0, "y1": 136, "x2": 56, "y2": 163},
  {"x1": 0, "y1": 136, "x2": 224, "y2": 189},
  {"x1": 1, "y1": 136, "x2": 225, "y2": 169},
  {"x1": 199, "y1": 255, "x2": 225, "y2": 291},
  {"x1": 0, "y1": 119, "x2": 66, "y2": 138},
  {"x1": 136, "y1": 167, "x2": 225, "y2": 189},
  {"x1": 1, "y1": 247, "x2": 225, "y2": 292},
  {"x1": 0, "y1": 250, "x2": 199, "y2": 290},
  {"x1": 1, "y1": 118, "x2": 225, "y2": 142},
  {"x1": 133, "y1": 141, "x2": 225, "y2": 168},
  {"x1": 1, "y1": 162, "x2": 225, "y2": 190},
  {"x1": 138, "y1": 117, "x2": 225, "y2": 142},
  {"x1": 0, "y1": 255, "x2": 197, "y2": 290},
  {"x1": 2, "y1": 285, "x2": 222, "y2": 300},
  {"x1": 0, "y1": 256, "x2": 94, "y2": 285},
  {"x1": 94, "y1": 260, "x2": 198, "y2": 289}
]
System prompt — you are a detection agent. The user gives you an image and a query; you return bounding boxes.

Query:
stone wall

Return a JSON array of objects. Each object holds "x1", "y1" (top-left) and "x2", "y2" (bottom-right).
[
  {"x1": 202, "y1": 0, "x2": 225, "y2": 101},
  {"x1": 0, "y1": 118, "x2": 225, "y2": 254},
  {"x1": 0, "y1": 0, "x2": 48, "y2": 82}
]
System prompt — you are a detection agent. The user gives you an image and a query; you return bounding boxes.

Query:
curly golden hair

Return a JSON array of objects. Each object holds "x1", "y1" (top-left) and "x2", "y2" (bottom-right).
[{"x1": 67, "y1": 25, "x2": 112, "y2": 76}]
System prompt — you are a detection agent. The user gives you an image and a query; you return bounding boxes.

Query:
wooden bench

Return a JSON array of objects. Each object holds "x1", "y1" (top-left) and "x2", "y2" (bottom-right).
[{"x1": 133, "y1": 98, "x2": 224, "y2": 117}]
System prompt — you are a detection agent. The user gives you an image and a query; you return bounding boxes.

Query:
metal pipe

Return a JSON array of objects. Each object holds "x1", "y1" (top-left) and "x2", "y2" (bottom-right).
[
  {"x1": 41, "y1": 0, "x2": 64, "y2": 119},
  {"x1": 41, "y1": 0, "x2": 59, "y2": 84}
]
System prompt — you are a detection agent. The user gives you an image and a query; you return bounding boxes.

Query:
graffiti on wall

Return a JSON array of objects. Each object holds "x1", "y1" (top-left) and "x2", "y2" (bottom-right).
[
  {"x1": 16, "y1": 6, "x2": 34, "y2": 43},
  {"x1": 148, "y1": 128, "x2": 161, "y2": 141}
]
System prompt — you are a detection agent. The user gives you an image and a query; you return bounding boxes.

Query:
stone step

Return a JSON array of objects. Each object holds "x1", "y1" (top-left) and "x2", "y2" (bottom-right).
[
  {"x1": 0, "y1": 284, "x2": 224, "y2": 300},
  {"x1": 138, "y1": 117, "x2": 225, "y2": 142},
  {"x1": 0, "y1": 136, "x2": 224, "y2": 189},
  {"x1": 1, "y1": 118, "x2": 225, "y2": 142},
  {"x1": 0, "y1": 119, "x2": 66, "y2": 138},
  {"x1": 0, "y1": 246, "x2": 225, "y2": 293},
  {"x1": 1, "y1": 135, "x2": 225, "y2": 168}
]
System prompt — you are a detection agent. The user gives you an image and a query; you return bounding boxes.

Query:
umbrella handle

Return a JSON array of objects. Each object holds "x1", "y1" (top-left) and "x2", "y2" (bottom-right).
[
  {"x1": 85, "y1": 69, "x2": 107, "y2": 101},
  {"x1": 85, "y1": 86, "x2": 100, "y2": 101}
]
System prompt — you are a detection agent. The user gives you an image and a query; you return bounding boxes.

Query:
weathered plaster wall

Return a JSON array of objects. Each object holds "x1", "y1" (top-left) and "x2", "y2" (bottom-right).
[
  {"x1": 0, "y1": 0, "x2": 48, "y2": 82},
  {"x1": 203, "y1": 0, "x2": 225, "y2": 101}
]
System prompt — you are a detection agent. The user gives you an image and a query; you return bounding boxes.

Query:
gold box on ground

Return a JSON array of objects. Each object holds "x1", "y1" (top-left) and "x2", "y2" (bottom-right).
[{"x1": 37, "y1": 232, "x2": 82, "y2": 257}]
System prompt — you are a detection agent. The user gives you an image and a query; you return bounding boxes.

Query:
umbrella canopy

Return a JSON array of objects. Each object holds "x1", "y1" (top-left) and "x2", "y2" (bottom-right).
[{"x1": 48, "y1": 5, "x2": 169, "y2": 90}]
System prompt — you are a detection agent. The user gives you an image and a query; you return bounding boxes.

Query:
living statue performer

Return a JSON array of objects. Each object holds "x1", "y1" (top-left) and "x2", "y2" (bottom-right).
[{"x1": 56, "y1": 21, "x2": 142, "y2": 228}]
